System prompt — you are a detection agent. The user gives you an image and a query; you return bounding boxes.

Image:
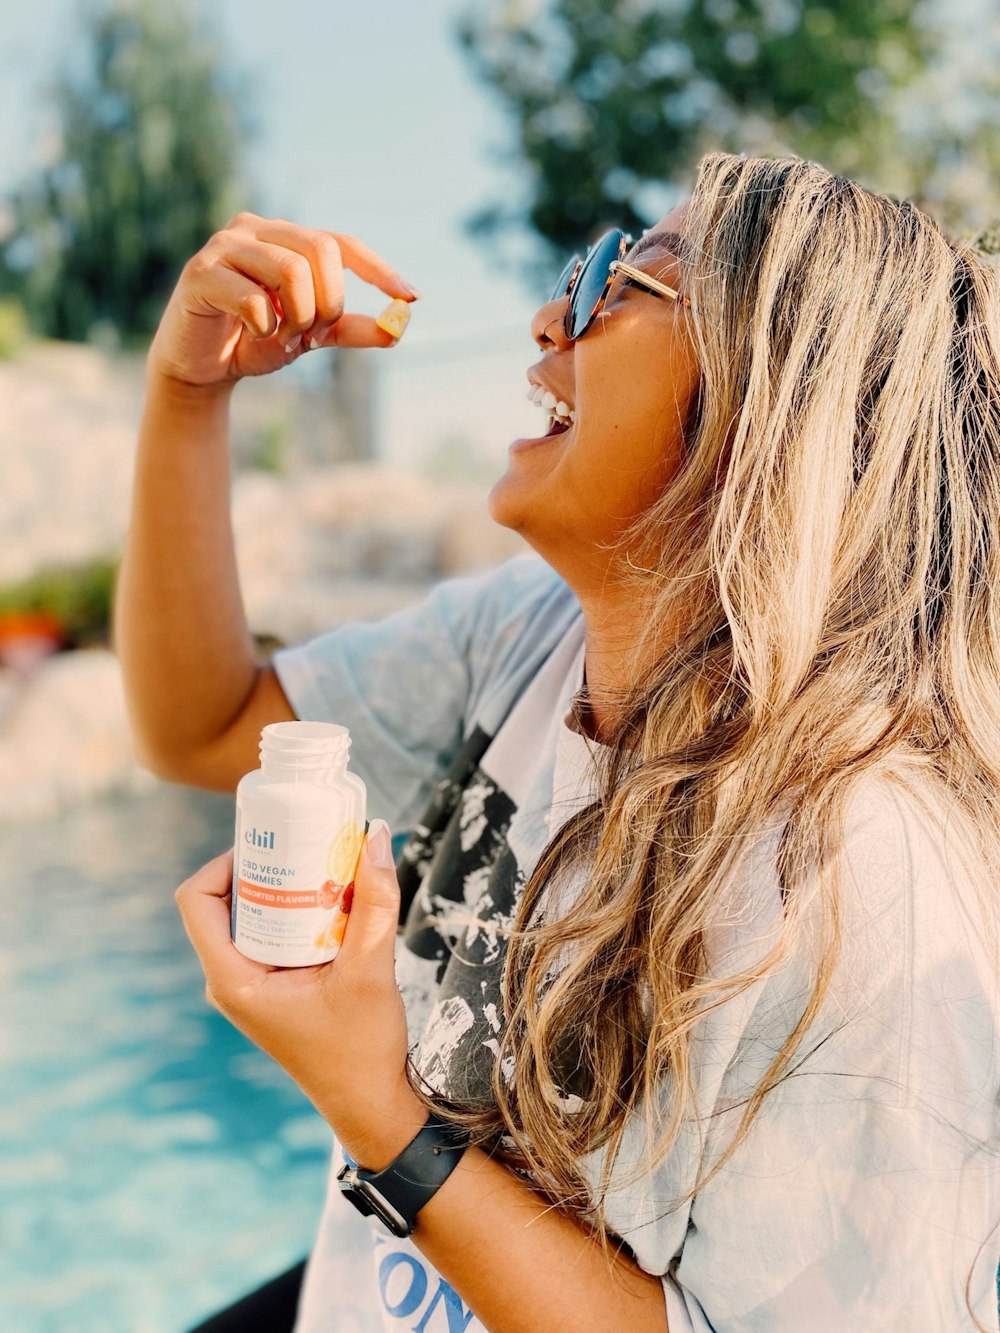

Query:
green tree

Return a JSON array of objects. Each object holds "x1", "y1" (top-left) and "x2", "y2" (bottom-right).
[
  {"x1": 0, "y1": 0, "x2": 254, "y2": 344},
  {"x1": 874, "y1": 0, "x2": 1000, "y2": 239},
  {"x1": 456, "y1": 0, "x2": 928, "y2": 279}
]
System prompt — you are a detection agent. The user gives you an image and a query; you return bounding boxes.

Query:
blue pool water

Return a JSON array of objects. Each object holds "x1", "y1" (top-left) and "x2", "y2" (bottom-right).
[{"x1": 1, "y1": 785, "x2": 331, "y2": 1332}]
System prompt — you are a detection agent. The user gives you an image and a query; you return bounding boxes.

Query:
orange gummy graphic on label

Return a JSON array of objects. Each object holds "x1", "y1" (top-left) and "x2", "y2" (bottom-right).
[{"x1": 312, "y1": 892, "x2": 353, "y2": 950}]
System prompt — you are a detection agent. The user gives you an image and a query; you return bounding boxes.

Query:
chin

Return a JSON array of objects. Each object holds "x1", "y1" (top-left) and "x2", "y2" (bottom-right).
[
  {"x1": 486, "y1": 470, "x2": 522, "y2": 532},
  {"x1": 488, "y1": 469, "x2": 544, "y2": 537},
  {"x1": 488, "y1": 472, "x2": 561, "y2": 569}
]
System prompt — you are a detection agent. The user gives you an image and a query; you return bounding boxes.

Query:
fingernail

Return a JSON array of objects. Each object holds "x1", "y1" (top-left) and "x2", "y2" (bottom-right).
[
  {"x1": 365, "y1": 819, "x2": 394, "y2": 869},
  {"x1": 284, "y1": 334, "x2": 302, "y2": 353},
  {"x1": 307, "y1": 325, "x2": 330, "y2": 350},
  {"x1": 398, "y1": 279, "x2": 421, "y2": 299}
]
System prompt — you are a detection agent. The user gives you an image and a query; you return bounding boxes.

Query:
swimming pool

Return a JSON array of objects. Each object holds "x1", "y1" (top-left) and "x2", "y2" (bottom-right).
[{"x1": 1, "y1": 785, "x2": 330, "y2": 1332}]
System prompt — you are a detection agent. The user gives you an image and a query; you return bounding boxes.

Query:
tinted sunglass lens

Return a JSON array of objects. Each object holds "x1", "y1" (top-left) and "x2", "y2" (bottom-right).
[
  {"x1": 567, "y1": 230, "x2": 624, "y2": 339},
  {"x1": 549, "y1": 254, "x2": 581, "y2": 304}
]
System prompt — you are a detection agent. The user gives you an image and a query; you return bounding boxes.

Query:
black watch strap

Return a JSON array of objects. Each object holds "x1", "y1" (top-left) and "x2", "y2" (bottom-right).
[{"x1": 336, "y1": 1113, "x2": 470, "y2": 1237}]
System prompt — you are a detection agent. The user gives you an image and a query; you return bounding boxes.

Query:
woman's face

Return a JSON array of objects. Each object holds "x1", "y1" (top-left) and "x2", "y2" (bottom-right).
[{"x1": 489, "y1": 205, "x2": 700, "y2": 590}]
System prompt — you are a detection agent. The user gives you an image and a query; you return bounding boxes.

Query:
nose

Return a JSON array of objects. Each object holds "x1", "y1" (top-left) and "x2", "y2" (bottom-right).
[{"x1": 531, "y1": 297, "x2": 573, "y2": 352}]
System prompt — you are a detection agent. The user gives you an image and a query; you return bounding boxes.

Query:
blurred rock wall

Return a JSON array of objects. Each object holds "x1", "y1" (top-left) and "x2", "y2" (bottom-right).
[{"x1": 0, "y1": 342, "x2": 527, "y2": 822}]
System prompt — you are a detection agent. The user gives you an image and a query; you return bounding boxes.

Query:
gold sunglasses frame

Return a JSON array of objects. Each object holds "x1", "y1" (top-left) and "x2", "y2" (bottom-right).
[
  {"x1": 609, "y1": 261, "x2": 690, "y2": 309},
  {"x1": 556, "y1": 231, "x2": 690, "y2": 342}
]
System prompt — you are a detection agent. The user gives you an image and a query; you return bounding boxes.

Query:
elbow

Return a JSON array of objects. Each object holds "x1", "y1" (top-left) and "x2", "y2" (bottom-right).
[
  {"x1": 137, "y1": 748, "x2": 236, "y2": 794},
  {"x1": 130, "y1": 727, "x2": 198, "y2": 786},
  {"x1": 130, "y1": 722, "x2": 246, "y2": 794},
  {"x1": 128, "y1": 724, "x2": 225, "y2": 791}
]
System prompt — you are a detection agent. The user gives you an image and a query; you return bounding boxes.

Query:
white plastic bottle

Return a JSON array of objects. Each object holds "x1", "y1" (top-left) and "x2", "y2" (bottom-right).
[{"x1": 232, "y1": 721, "x2": 367, "y2": 966}]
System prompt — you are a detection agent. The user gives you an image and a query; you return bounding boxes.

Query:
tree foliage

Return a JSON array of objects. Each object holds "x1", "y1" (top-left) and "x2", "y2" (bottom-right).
[
  {"x1": 0, "y1": 0, "x2": 253, "y2": 344},
  {"x1": 456, "y1": 0, "x2": 928, "y2": 277}
]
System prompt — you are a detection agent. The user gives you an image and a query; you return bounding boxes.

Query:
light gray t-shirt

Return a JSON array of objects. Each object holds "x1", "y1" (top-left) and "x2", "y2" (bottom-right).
[{"x1": 273, "y1": 554, "x2": 1000, "y2": 1332}]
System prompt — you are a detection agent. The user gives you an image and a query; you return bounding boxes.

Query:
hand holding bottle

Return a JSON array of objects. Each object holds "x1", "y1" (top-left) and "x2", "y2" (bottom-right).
[
  {"x1": 147, "y1": 211, "x2": 419, "y2": 390},
  {"x1": 176, "y1": 822, "x2": 426, "y2": 1172}
]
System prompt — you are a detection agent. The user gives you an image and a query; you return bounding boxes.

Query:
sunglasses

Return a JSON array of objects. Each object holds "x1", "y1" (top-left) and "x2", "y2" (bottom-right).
[{"x1": 549, "y1": 228, "x2": 689, "y2": 341}]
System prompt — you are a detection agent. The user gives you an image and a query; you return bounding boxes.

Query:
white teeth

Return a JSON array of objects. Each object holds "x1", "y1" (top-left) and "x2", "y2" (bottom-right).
[{"x1": 527, "y1": 381, "x2": 576, "y2": 426}]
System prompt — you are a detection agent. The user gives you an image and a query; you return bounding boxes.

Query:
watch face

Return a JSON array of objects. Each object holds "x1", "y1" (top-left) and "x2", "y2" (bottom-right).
[{"x1": 337, "y1": 1167, "x2": 411, "y2": 1238}]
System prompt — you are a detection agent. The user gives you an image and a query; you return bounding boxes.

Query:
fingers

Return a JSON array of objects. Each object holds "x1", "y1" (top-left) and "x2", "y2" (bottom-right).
[
  {"x1": 175, "y1": 848, "x2": 269, "y2": 993},
  {"x1": 312, "y1": 314, "x2": 400, "y2": 350},
  {"x1": 336, "y1": 820, "x2": 401, "y2": 970},
  {"x1": 176, "y1": 847, "x2": 235, "y2": 899},
  {"x1": 222, "y1": 234, "x2": 322, "y2": 342},
  {"x1": 199, "y1": 212, "x2": 418, "y2": 349},
  {"x1": 248, "y1": 225, "x2": 340, "y2": 342},
  {"x1": 328, "y1": 231, "x2": 420, "y2": 301},
  {"x1": 190, "y1": 262, "x2": 280, "y2": 339}
]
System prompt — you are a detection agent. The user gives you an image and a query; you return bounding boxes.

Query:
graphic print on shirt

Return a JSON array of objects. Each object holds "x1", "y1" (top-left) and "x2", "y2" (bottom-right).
[
  {"x1": 372, "y1": 1233, "x2": 476, "y2": 1333},
  {"x1": 396, "y1": 724, "x2": 522, "y2": 1104},
  {"x1": 396, "y1": 725, "x2": 494, "y2": 923}
]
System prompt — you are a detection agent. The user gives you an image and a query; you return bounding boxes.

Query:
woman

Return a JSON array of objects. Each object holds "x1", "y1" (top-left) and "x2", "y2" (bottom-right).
[{"x1": 116, "y1": 153, "x2": 1000, "y2": 1331}]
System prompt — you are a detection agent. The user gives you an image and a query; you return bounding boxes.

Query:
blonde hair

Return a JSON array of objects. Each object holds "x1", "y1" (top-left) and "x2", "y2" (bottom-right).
[{"x1": 416, "y1": 153, "x2": 1000, "y2": 1317}]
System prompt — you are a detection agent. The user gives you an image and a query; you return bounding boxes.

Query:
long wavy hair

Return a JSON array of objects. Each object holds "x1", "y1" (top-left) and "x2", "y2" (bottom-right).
[{"x1": 414, "y1": 153, "x2": 1000, "y2": 1317}]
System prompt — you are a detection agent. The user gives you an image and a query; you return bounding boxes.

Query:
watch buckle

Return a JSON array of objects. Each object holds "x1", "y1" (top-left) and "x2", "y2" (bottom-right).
[{"x1": 337, "y1": 1163, "x2": 412, "y2": 1238}]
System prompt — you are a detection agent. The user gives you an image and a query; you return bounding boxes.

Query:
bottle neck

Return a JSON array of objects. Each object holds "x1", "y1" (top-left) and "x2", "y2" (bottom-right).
[
  {"x1": 257, "y1": 721, "x2": 351, "y2": 781},
  {"x1": 259, "y1": 750, "x2": 349, "y2": 782}
]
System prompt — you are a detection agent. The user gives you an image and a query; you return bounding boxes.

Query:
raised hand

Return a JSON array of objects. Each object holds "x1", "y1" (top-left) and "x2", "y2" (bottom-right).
[{"x1": 147, "y1": 212, "x2": 419, "y2": 390}]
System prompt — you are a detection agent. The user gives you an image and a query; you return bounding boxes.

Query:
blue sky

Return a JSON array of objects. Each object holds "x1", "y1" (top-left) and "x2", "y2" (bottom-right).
[{"x1": 0, "y1": 0, "x2": 570, "y2": 468}]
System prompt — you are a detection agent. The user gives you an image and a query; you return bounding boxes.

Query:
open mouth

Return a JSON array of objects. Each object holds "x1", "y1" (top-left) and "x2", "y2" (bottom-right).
[
  {"x1": 510, "y1": 414, "x2": 575, "y2": 453},
  {"x1": 527, "y1": 381, "x2": 576, "y2": 431}
]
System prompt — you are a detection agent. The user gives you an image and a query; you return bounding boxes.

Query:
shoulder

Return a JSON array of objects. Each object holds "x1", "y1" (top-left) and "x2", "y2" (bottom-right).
[
  {"x1": 710, "y1": 771, "x2": 996, "y2": 1024},
  {"x1": 465, "y1": 554, "x2": 574, "y2": 628},
  {"x1": 417, "y1": 554, "x2": 572, "y2": 643},
  {"x1": 800, "y1": 775, "x2": 996, "y2": 1072},
  {"x1": 836, "y1": 772, "x2": 992, "y2": 963},
  {"x1": 732, "y1": 771, "x2": 988, "y2": 948},
  {"x1": 702, "y1": 772, "x2": 998, "y2": 1122},
  {"x1": 461, "y1": 555, "x2": 581, "y2": 700}
]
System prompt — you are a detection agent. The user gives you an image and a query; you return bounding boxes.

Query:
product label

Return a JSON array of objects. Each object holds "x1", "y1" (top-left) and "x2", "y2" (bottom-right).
[{"x1": 232, "y1": 797, "x2": 365, "y2": 966}]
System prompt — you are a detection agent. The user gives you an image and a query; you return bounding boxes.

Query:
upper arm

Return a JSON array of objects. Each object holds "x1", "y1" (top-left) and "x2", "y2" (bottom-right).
[{"x1": 159, "y1": 664, "x2": 296, "y2": 793}]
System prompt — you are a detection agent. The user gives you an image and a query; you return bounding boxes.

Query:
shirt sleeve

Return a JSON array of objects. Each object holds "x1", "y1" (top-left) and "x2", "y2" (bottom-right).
[
  {"x1": 271, "y1": 555, "x2": 565, "y2": 833},
  {"x1": 604, "y1": 780, "x2": 1000, "y2": 1331}
]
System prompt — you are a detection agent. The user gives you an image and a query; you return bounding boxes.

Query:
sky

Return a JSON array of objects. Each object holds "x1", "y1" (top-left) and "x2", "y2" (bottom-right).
[{"x1": 0, "y1": 0, "x2": 567, "y2": 470}]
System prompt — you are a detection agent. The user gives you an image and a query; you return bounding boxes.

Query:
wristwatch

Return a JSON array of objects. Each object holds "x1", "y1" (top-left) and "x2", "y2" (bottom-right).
[{"x1": 336, "y1": 1112, "x2": 470, "y2": 1237}]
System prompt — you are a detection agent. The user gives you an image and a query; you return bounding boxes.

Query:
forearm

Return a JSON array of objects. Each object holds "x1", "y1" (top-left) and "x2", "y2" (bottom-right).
[
  {"x1": 416, "y1": 1146, "x2": 667, "y2": 1333},
  {"x1": 335, "y1": 1100, "x2": 670, "y2": 1333},
  {"x1": 114, "y1": 370, "x2": 257, "y2": 769}
]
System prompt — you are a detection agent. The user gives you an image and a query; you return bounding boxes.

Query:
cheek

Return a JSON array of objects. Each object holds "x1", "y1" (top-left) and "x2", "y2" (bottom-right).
[{"x1": 573, "y1": 336, "x2": 698, "y2": 502}]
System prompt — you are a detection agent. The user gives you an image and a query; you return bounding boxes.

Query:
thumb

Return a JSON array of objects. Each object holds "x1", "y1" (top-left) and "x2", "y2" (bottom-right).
[{"x1": 338, "y1": 819, "x2": 400, "y2": 964}]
